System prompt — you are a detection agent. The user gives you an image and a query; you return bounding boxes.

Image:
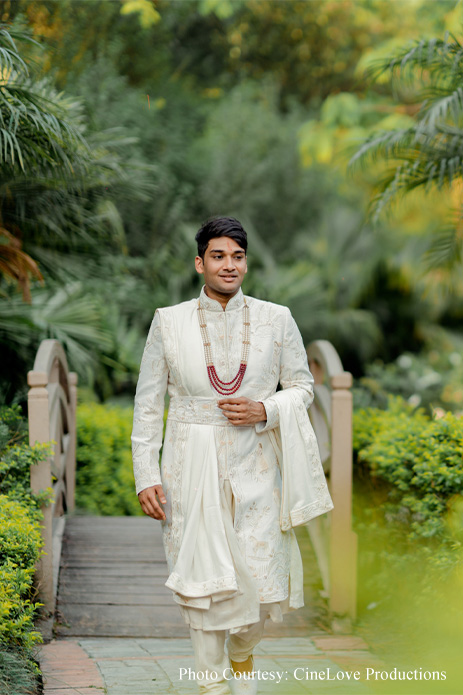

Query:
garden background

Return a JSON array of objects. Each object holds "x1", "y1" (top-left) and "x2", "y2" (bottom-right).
[{"x1": 1, "y1": 1, "x2": 463, "y2": 694}]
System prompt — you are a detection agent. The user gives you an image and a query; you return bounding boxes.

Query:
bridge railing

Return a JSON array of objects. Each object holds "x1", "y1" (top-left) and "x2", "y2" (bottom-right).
[
  {"x1": 306, "y1": 340, "x2": 357, "y2": 621},
  {"x1": 27, "y1": 340, "x2": 78, "y2": 624}
]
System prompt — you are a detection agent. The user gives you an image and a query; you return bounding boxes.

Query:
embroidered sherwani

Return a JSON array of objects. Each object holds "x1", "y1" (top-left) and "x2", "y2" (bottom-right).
[{"x1": 131, "y1": 286, "x2": 333, "y2": 634}]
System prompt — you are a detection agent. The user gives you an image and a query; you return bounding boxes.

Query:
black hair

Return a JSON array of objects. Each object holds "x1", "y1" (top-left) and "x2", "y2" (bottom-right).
[{"x1": 195, "y1": 216, "x2": 247, "y2": 260}]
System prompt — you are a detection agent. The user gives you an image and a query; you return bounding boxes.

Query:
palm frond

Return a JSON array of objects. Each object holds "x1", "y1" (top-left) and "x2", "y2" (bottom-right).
[
  {"x1": 0, "y1": 26, "x2": 30, "y2": 77},
  {"x1": 423, "y1": 222, "x2": 463, "y2": 271},
  {"x1": 418, "y1": 85, "x2": 463, "y2": 128},
  {"x1": 349, "y1": 127, "x2": 417, "y2": 170},
  {"x1": 364, "y1": 35, "x2": 463, "y2": 85}
]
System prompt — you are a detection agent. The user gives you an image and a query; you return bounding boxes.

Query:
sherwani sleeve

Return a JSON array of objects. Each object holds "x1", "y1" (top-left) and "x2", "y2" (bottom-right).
[
  {"x1": 131, "y1": 310, "x2": 168, "y2": 495},
  {"x1": 255, "y1": 307, "x2": 314, "y2": 433}
]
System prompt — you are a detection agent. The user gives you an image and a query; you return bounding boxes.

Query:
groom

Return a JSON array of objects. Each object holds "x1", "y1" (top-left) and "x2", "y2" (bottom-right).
[{"x1": 131, "y1": 216, "x2": 333, "y2": 694}]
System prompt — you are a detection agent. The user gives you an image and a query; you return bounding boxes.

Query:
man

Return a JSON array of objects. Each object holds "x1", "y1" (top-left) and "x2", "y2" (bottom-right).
[{"x1": 131, "y1": 216, "x2": 333, "y2": 695}]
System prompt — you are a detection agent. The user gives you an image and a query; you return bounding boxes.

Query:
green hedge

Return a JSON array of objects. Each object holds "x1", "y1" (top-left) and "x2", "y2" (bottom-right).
[
  {"x1": 75, "y1": 402, "x2": 143, "y2": 515},
  {"x1": 353, "y1": 396, "x2": 463, "y2": 609},
  {"x1": 354, "y1": 396, "x2": 463, "y2": 543},
  {"x1": 0, "y1": 405, "x2": 51, "y2": 679}
]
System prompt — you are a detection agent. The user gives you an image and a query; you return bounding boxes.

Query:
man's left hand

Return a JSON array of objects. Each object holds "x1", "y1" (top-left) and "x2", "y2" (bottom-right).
[{"x1": 218, "y1": 397, "x2": 266, "y2": 426}]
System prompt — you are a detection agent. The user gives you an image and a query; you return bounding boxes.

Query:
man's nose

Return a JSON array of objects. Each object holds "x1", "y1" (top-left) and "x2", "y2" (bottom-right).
[{"x1": 222, "y1": 257, "x2": 236, "y2": 270}]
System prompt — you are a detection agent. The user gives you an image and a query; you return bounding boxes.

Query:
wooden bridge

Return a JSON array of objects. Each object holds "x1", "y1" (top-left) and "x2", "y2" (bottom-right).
[{"x1": 28, "y1": 338, "x2": 357, "y2": 641}]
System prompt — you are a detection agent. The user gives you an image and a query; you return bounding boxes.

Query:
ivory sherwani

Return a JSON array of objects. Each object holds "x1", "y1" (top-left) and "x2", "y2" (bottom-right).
[{"x1": 131, "y1": 286, "x2": 333, "y2": 634}]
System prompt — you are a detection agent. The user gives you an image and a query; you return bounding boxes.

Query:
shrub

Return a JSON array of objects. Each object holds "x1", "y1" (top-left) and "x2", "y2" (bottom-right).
[
  {"x1": 75, "y1": 402, "x2": 144, "y2": 515},
  {"x1": 0, "y1": 496, "x2": 44, "y2": 651},
  {"x1": 0, "y1": 405, "x2": 50, "y2": 671},
  {"x1": 0, "y1": 560, "x2": 42, "y2": 651},
  {"x1": 353, "y1": 396, "x2": 463, "y2": 610},
  {"x1": 0, "y1": 496, "x2": 43, "y2": 571},
  {"x1": 354, "y1": 396, "x2": 463, "y2": 543}
]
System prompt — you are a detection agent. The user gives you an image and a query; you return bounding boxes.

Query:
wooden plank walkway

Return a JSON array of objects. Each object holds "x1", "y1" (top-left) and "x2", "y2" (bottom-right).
[
  {"x1": 55, "y1": 516, "x2": 328, "y2": 639},
  {"x1": 41, "y1": 517, "x2": 386, "y2": 695}
]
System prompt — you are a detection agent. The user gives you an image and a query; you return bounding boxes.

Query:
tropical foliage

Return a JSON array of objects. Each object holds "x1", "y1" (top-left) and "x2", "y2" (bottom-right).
[
  {"x1": 0, "y1": 405, "x2": 51, "y2": 693},
  {"x1": 75, "y1": 401, "x2": 147, "y2": 516},
  {"x1": 350, "y1": 32, "x2": 463, "y2": 273},
  {"x1": 1, "y1": 2, "x2": 463, "y2": 684},
  {"x1": 1, "y1": 3, "x2": 462, "y2": 409}
]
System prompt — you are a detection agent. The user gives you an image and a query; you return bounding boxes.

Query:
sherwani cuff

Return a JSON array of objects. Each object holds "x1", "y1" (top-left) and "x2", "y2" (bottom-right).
[
  {"x1": 255, "y1": 398, "x2": 279, "y2": 433},
  {"x1": 134, "y1": 464, "x2": 162, "y2": 496}
]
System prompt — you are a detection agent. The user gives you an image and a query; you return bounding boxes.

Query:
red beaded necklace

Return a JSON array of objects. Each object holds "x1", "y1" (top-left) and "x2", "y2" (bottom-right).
[{"x1": 197, "y1": 298, "x2": 250, "y2": 396}]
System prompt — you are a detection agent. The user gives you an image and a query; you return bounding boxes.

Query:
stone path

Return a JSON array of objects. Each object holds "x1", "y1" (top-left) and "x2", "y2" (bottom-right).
[
  {"x1": 37, "y1": 516, "x2": 386, "y2": 695},
  {"x1": 38, "y1": 634, "x2": 385, "y2": 695}
]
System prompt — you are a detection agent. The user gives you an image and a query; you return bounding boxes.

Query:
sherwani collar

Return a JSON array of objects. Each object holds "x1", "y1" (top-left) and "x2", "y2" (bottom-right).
[{"x1": 199, "y1": 285, "x2": 245, "y2": 312}]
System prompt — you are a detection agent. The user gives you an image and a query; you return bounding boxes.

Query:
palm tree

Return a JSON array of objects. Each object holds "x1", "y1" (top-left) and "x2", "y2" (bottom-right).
[
  {"x1": 349, "y1": 32, "x2": 463, "y2": 270},
  {"x1": 0, "y1": 25, "x2": 131, "y2": 294},
  {"x1": 0, "y1": 24, "x2": 155, "y2": 402}
]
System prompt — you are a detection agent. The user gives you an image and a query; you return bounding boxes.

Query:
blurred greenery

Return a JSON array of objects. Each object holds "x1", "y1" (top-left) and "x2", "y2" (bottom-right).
[
  {"x1": 354, "y1": 347, "x2": 463, "y2": 412},
  {"x1": 1, "y1": 2, "x2": 463, "y2": 689},
  {"x1": 75, "y1": 401, "x2": 146, "y2": 515},
  {"x1": 2, "y1": 1, "x2": 463, "y2": 407},
  {"x1": 352, "y1": 397, "x2": 463, "y2": 693}
]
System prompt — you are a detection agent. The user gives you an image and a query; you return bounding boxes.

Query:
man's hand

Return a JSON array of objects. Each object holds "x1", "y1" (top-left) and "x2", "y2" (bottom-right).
[
  {"x1": 138, "y1": 485, "x2": 166, "y2": 520},
  {"x1": 218, "y1": 397, "x2": 267, "y2": 426}
]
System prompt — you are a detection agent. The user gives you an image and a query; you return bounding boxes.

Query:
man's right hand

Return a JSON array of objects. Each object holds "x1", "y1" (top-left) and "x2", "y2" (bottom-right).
[{"x1": 138, "y1": 485, "x2": 166, "y2": 521}]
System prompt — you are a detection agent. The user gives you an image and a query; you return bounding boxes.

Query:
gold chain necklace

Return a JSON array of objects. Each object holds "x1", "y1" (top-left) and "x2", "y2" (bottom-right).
[{"x1": 197, "y1": 298, "x2": 250, "y2": 395}]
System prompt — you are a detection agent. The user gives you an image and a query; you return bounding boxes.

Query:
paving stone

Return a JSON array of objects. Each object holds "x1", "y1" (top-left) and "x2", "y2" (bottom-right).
[
  {"x1": 327, "y1": 651, "x2": 387, "y2": 670},
  {"x1": 38, "y1": 639, "x2": 105, "y2": 692},
  {"x1": 254, "y1": 637, "x2": 322, "y2": 656},
  {"x1": 78, "y1": 637, "x2": 152, "y2": 658},
  {"x1": 312, "y1": 635, "x2": 369, "y2": 651},
  {"x1": 134, "y1": 637, "x2": 194, "y2": 656}
]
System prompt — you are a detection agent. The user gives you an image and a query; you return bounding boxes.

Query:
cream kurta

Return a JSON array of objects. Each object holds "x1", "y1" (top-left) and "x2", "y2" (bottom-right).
[{"x1": 131, "y1": 286, "x2": 333, "y2": 634}]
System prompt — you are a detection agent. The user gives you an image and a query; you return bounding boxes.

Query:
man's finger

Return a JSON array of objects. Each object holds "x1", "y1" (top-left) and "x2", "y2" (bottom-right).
[
  {"x1": 142, "y1": 502, "x2": 156, "y2": 519},
  {"x1": 219, "y1": 403, "x2": 244, "y2": 412},
  {"x1": 152, "y1": 503, "x2": 166, "y2": 521},
  {"x1": 222, "y1": 409, "x2": 243, "y2": 418},
  {"x1": 139, "y1": 488, "x2": 166, "y2": 520},
  {"x1": 154, "y1": 485, "x2": 167, "y2": 504},
  {"x1": 218, "y1": 397, "x2": 246, "y2": 405}
]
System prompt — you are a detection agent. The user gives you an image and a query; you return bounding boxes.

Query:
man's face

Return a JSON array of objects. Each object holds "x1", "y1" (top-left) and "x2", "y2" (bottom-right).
[{"x1": 195, "y1": 237, "x2": 247, "y2": 296}]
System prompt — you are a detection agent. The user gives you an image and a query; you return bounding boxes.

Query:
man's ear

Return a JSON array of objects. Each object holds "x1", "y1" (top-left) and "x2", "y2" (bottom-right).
[{"x1": 195, "y1": 256, "x2": 204, "y2": 274}]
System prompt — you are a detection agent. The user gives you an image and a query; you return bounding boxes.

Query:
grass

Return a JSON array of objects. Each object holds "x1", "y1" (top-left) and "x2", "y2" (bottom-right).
[{"x1": 0, "y1": 648, "x2": 40, "y2": 695}]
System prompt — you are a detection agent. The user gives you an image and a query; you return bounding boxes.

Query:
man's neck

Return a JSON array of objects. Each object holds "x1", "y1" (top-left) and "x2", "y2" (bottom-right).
[{"x1": 204, "y1": 285, "x2": 239, "y2": 310}]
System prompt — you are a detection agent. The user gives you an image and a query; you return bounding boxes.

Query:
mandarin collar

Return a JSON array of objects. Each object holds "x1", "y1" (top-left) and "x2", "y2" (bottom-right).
[{"x1": 199, "y1": 285, "x2": 245, "y2": 312}]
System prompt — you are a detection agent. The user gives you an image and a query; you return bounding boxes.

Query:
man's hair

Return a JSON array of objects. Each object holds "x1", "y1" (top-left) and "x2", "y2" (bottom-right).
[{"x1": 195, "y1": 216, "x2": 247, "y2": 260}]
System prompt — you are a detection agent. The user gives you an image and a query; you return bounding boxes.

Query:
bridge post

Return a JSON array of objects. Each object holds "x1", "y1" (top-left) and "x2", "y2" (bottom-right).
[
  {"x1": 329, "y1": 372, "x2": 357, "y2": 619},
  {"x1": 27, "y1": 370, "x2": 54, "y2": 617},
  {"x1": 27, "y1": 340, "x2": 78, "y2": 630},
  {"x1": 66, "y1": 372, "x2": 78, "y2": 513},
  {"x1": 306, "y1": 340, "x2": 357, "y2": 624}
]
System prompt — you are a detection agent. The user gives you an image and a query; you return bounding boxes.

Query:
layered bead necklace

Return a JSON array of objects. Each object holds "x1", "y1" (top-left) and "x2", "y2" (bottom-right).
[{"x1": 197, "y1": 297, "x2": 250, "y2": 395}]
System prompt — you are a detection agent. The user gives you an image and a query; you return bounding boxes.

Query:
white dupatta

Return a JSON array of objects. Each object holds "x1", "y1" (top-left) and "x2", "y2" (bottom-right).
[{"x1": 266, "y1": 389, "x2": 334, "y2": 530}]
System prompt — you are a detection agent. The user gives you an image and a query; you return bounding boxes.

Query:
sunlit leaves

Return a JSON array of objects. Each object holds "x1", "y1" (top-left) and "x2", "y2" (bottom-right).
[
  {"x1": 198, "y1": 0, "x2": 243, "y2": 20},
  {"x1": 120, "y1": 0, "x2": 161, "y2": 28},
  {"x1": 348, "y1": 31, "x2": 463, "y2": 271}
]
